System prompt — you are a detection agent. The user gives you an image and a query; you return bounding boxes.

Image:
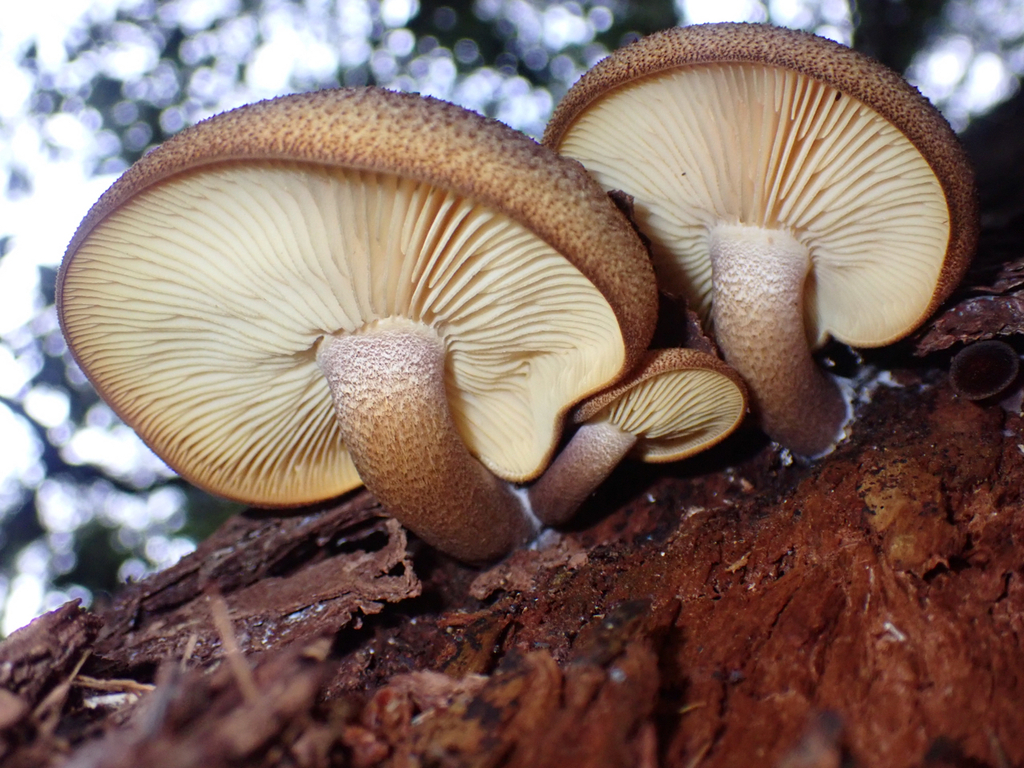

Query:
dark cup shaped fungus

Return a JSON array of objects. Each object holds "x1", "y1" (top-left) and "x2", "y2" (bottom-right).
[{"x1": 950, "y1": 340, "x2": 1020, "y2": 401}]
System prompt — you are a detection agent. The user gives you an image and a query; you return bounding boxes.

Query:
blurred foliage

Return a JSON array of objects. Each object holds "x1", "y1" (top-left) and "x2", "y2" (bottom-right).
[
  {"x1": 852, "y1": 0, "x2": 947, "y2": 72},
  {"x1": 10, "y1": 0, "x2": 680, "y2": 185}
]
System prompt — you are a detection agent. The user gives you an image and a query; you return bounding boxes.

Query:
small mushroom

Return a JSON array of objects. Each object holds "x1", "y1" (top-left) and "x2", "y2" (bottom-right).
[
  {"x1": 528, "y1": 348, "x2": 748, "y2": 525},
  {"x1": 58, "y1": 88, "x2": 658, "y2": 562},
  {"x1": 544, "y1": 23, "x2": 978, "y2": 456},
  {"x1": 949, "y1": 340, "x2": 1020, "y2": 401}
]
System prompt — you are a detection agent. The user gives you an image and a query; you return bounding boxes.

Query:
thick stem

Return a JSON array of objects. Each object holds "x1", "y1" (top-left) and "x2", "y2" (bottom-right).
[
  {"x1": 528, "y1": 420, "x2": 638, "y2": 526},
  {"x1": 316, "y1": 320, "x2": 536, "y2": 562},
  {"x1": 710, "y1": 224, "x2": 848, "y2": 456}
]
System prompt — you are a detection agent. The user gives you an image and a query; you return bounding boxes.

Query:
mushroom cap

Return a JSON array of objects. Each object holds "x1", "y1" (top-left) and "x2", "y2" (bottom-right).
[
  {"x1": 574, "y1": 348, "x2": 747, "y2": 462},
  {"x1": 544, "y1": 23, "x2": 978, "y2": 350},
  {"x1": 58, "y1": 87, "x2": 657, "y2": 506}
]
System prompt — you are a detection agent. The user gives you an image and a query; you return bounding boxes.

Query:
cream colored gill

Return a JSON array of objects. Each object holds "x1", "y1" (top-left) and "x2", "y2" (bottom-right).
[
  {"x1": 556, "y1": 62, "x2": 950, "y2": 348},
  {"x1": 60, "y1": 161, "x2": 622, "y2": 502},
  {"x1": 592, "y1": 368, "x2": 746, "y2": 462}
]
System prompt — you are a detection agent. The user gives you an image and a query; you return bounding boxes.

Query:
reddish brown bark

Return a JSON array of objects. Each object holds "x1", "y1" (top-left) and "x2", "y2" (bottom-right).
[{"x1": 1, "y1": 375, "x2": 1022, "y2": 767}]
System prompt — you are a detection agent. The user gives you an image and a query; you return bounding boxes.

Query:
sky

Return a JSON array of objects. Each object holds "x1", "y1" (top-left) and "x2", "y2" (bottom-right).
[{"x1": 0, "y1": 0, "x2": 1021, "y2": 635}]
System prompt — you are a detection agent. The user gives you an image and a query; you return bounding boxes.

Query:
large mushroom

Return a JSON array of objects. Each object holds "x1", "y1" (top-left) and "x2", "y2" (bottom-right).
[
  {"x1": 529, "y1": 348, "x2": 748, "y2": 526},
  {"x1": 544, "y1": 23, "x2": 978, "y2": 456},
  {"x1": 58, "y1": 88, "x2": 657, "y2": 562}
]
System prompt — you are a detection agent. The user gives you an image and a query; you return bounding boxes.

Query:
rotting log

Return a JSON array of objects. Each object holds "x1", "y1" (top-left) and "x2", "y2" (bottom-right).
[{"x1": 1, "y1": 374, "x2": 1022, "y2": 767}]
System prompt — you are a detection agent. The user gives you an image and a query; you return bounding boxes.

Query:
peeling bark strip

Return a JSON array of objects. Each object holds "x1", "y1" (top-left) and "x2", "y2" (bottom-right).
[
  {"x1": 0, "y1": 600, "x2": 101, "y2": 705},
  {"x1": 97, "y1": 492, "x2": 386, "y2": 645},
  {"x1": 916, "y1": 291, "x2": 1024, "y2": 353},
  {"x1": 96, "y1": 497, "x2": 420, "y2": 671},
  {"x1": 0, "y1": 600, "x2": 102, "y2": 764}
]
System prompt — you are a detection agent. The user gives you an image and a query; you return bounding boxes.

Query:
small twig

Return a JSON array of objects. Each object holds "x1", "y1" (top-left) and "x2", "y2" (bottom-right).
[
  {"x1": 72, "y1": 675, "x2": 155, "y2": 694},
  {"x1": 33, "y1": 651, "x2": 91, "y2": 736},
  {"x1": 180, "y1": 633, "x2": 199, "y2": 671},
  {"x1": 684, "y1": 739, "x2": 712, "y2": 768},
  {"x1": 137, "y1": 666, "x2": 184, "y2": 739},
  {"x1": 725, "y1": 553, "x2": 750, "y2": 573},
  {"x1": 208, "y1": 590, "x2": 260, "y2": 704},
  {"x1": 678, "y1": 701, "x2": 706, "y2": 715}
]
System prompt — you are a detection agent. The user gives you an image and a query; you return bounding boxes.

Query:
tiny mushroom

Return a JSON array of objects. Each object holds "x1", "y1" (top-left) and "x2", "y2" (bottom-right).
[
  {"x1": 949, "y1": 340, "x2": 1020, "y2": 401},
  {"x1": 544, "y1": 23, "x2": 978, "y2": 456},
  {"x1": 58, "y1": 88, "x2": 658, "y2": 563},
  {"x1": 529, "y1": 348, "x2": 748, "y2": 526}
]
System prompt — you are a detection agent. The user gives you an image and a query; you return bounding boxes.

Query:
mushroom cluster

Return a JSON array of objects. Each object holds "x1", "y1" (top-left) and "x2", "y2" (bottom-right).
[
  {"x1": 58, "y1": 23, "x2": 977, "y2": 563},
  {"x1": 529, "y1": 349, "x2": 747, "y2": 526},
  {"x1": 58, "y1": 88, "x2": 661, "y2": 562},
  {"x1": 544, "y1": 22, "x2": 978, "y2": 456}
]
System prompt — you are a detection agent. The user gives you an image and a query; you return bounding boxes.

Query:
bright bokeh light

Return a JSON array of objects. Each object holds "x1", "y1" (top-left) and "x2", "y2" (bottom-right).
[
  {"x1": 681, "y1": 0, "x2": 767, "y2": 25},
  {"x1": 0, "y1": 404, "x2": 43, "y2": 500}
]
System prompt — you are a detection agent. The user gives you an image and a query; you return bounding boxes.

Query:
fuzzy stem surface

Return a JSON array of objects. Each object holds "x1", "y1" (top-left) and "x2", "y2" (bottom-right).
[
  {"x1": 528, "y1": 420, "x2": 638, "y2": 526},
  {"x1": 710, "y1": 224, "x2": 847, "y2": 456},
  {"x1": 317, "y1": 320, "x2": 535, "y2": 562}
]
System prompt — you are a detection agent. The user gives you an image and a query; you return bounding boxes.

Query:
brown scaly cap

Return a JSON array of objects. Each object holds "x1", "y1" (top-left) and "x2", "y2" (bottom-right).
[
  {"x1": 60, "y1": 87, "x2": 657, "y2": 373},
  {"x1": 528, "y1": 347, "x2": 747, "y2": 525},
  {"x1": 544, "y1": 22, "x2": 978, "y2": 326},
  {"x1": 575, "y1": 347, "x2": 746, "y2": 424}
]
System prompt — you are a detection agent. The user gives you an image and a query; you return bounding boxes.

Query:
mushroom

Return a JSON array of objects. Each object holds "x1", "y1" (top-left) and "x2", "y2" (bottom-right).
[
  {"x1": 529, "y1": 348, "x2": 747, "y2": 525},
  {"x1": 57, "y1": 88, "x2": 658, "y2": 562},
  {"x1": 949, "y1": 340, "x2": 1020, "y2": 401},
  {"x1": 544, "y1": 23, "x2": 978, "y2": 456}
]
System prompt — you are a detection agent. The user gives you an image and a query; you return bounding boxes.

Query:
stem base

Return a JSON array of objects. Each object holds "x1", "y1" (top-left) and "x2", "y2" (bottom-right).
[
  {"x1": 317, "y1": 320, "x2": 535, "y2": 562},
  {"x1": 710, "y1": 224, "x2": 848, "y2": 456},
  {"x1": 529, "y1": 420, "x2": 638, "y2": 526}
]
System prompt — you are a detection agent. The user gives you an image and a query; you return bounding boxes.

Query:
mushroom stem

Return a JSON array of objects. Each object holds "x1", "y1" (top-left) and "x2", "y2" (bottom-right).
[
  {"x1": 709, "y1": 224, "x2": 848, "y2": 456},
  {"x1": 528, "y1": 420, "x2": 638, "y2": 526},
  {"x1": 316, "y1": 321, "x2": 537, "y2": 562}
]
